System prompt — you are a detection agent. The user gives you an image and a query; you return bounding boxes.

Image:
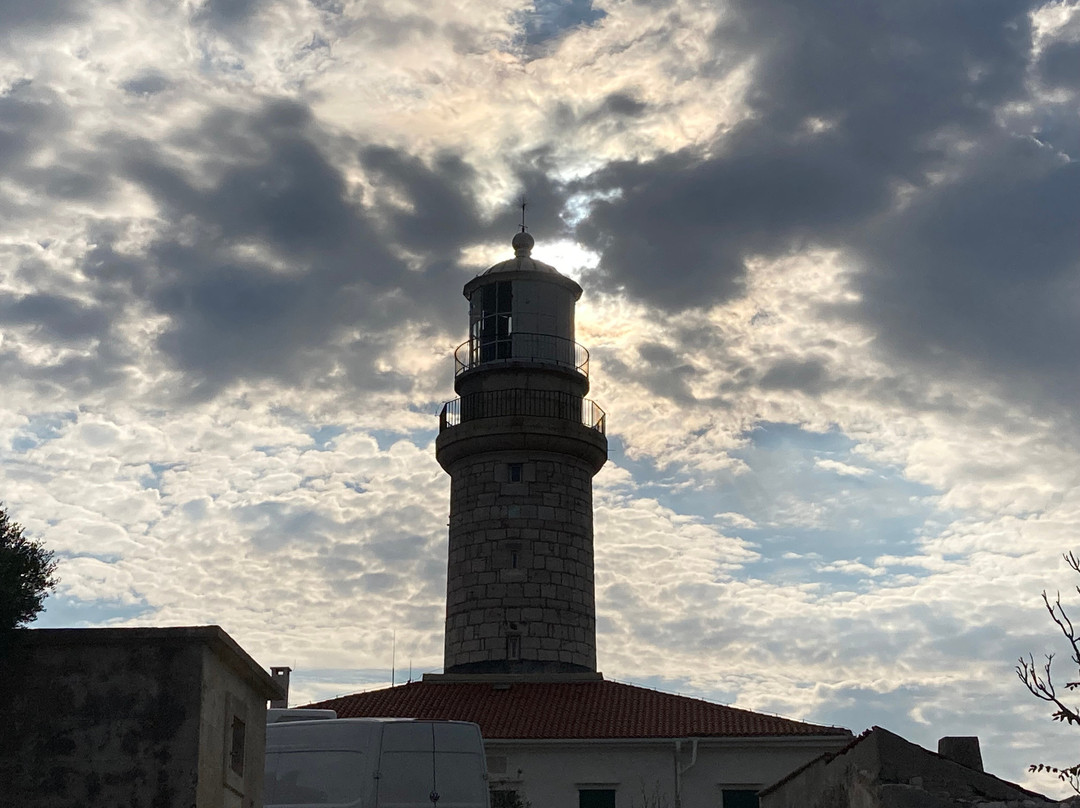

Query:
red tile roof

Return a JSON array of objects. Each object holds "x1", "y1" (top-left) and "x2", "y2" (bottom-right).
[{"x1": 304, "y1": 678, "x2": 851, "y2": 741}]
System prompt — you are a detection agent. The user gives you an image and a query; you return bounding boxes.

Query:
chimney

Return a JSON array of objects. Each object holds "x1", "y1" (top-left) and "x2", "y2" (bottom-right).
[
  {"x1": 937, "y1": 736, "x2": 983, "y2": 772},
  {"x1": 270, "y1": 666, "x2": 291, "y2": 709}
]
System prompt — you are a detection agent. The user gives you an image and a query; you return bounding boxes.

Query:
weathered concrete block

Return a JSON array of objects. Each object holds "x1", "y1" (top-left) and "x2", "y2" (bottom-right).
[{"x1": 0, "y1": 627, "x2": 281, "y2": 808}]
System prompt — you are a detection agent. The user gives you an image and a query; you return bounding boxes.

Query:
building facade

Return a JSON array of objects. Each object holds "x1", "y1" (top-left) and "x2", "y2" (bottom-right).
[{"x1": 311, "y1": 676, "x2": 853, "y2": 808}]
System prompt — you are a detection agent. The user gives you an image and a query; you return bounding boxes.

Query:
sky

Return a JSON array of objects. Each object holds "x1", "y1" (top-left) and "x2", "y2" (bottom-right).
[{"x1": 3, "y1": 0, "x2": 1080, "y2": 795}]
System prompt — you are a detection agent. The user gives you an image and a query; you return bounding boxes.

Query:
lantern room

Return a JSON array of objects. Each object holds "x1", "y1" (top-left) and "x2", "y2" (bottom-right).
[{"x1": 457, "y1": 231, "x2": 586, "y2": 381}]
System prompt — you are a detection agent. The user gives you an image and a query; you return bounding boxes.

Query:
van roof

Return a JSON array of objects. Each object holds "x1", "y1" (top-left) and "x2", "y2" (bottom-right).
[{"x1": 266, "y1": 717, "x2": 485, "y2": 752}]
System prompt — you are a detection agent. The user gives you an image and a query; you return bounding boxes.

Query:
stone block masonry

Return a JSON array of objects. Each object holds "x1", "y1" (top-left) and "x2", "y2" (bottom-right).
[{"x1": 444, "y1": 452, "x2": 598, "y2": 673}]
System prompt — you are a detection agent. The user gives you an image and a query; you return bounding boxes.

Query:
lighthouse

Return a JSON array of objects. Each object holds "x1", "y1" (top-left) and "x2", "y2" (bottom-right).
[
  {"x1": 311, "y1": 232, "x2": 854, "y2": 807},
  {"x1": 436, "y1": 231, "x2": 608, "y2": 674}
]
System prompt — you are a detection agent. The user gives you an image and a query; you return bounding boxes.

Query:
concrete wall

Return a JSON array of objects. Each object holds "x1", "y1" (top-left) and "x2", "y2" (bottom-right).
[
  {"x1": 196, "y1": 636, "x2": 276, "y2": 808},
  {"x1": 486, "y1": 736, "x2": 854, "y2": 808},
  {"x1": 0, "y1": 626, "x2": 281, "y2": 808}
]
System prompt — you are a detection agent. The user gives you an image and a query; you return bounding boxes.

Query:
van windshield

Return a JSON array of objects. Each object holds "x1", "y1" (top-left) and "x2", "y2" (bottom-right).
[{"x1": 265, "y1": 750, "x2": 366, "y2": 806}]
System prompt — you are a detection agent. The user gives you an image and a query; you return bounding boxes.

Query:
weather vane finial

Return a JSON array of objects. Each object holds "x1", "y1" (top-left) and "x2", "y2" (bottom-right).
[{"x1": 511, "y1": 196, "x2": 534, "y2": 256}]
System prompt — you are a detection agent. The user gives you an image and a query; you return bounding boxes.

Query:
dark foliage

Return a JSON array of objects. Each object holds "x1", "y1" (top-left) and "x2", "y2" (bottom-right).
[
  {"x1": 0, "y1": 504, "x2": 59, "y2": 630},
  {"x1": 491, "y1": 790, "x2": 531, "y2": 808}
]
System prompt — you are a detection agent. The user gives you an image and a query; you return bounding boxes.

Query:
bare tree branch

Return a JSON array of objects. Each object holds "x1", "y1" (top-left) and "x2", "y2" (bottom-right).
[{"x1": 1018, "y1": 552, "x2": 1080, "y2": 794}]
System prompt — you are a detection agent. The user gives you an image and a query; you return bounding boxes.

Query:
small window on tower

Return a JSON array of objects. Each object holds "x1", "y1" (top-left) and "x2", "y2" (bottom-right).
[
  {"x1": 507, "y1": 635, "x2": 521, "y2": 660},
  {"x1": 510, "y1": 549, "x2": 519, "y2": 569},
  {"x1": 508, "y1": 463, "x2": 523, "y2": 483}
]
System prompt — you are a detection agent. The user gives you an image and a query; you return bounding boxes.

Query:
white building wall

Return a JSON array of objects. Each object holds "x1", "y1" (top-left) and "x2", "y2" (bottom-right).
[{"x1": 485, "y1": 736, "x2": 851, "y2": 808}]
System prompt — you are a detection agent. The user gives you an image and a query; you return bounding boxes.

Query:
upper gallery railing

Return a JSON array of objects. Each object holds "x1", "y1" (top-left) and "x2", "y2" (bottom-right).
[
  {"x1": 439, "y1": 390, "x2": 606, "y2": 435},
  {"x1": 454, "y1": 333, "x2": 589, "y2": 377}
]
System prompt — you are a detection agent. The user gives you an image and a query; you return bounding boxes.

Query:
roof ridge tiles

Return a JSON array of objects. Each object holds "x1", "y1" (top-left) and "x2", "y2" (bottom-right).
[{"x1": 304, "y1": 678, "x2": 852, "y2": 741}]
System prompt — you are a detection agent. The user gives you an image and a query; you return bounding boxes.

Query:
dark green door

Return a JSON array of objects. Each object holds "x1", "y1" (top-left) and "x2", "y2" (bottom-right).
[{"x1": 579, "y1": 789, "x2": 617, "y2": 808}]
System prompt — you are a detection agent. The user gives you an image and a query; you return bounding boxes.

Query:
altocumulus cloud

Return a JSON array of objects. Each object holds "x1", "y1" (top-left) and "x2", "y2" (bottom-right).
[{"x1": 0, "y1": 0, "x2": 1078, "y2": 795}]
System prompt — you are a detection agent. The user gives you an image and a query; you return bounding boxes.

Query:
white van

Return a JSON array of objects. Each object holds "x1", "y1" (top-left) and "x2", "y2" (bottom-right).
[{"x1": 264, "y1": 718, "x2": 490, "y2": 808}]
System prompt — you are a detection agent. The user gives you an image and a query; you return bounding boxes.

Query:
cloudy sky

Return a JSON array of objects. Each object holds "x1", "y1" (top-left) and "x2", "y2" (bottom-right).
[{"x1": 4, "y1": 0, "x2": 1080, "y2": 793}]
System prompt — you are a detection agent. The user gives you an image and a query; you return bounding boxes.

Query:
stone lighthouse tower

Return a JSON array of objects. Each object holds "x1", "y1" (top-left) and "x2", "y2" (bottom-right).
[{"x1": 436, "y1": 231, "x2": 608, "y2": 674}]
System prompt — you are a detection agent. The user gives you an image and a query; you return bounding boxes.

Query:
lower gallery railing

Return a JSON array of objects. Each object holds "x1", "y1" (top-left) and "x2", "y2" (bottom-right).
[{"x1": 439, "y1": 389, "x2": 606, "y2": 435}]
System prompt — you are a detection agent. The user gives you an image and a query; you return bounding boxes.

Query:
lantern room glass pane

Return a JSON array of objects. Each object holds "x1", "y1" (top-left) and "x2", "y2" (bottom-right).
[
  {"x1": 497, "y1": 281, "x2": 513, "y2": 311},
  {"x1": 475, "y1": 282, "x2": 512, "y2": 363}
]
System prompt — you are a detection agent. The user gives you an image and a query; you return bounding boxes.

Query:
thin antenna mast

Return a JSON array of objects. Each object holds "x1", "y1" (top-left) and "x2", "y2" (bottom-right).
[
  {"x1": 519, "y1": 195, "x2": 528, "y2": 233},
  {"x1": 391, "y1": 630, "x2": 396, "y2": 687}
]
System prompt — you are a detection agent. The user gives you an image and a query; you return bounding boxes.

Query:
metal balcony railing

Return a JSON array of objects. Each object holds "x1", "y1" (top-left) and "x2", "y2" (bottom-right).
[
  {"x1": 454, "y1": 333, "x2": 589, "y2": 377},
  {"x1": 439, "y1": 389, "x2": 606, "y2": 435}
]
